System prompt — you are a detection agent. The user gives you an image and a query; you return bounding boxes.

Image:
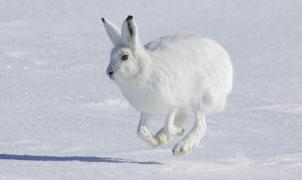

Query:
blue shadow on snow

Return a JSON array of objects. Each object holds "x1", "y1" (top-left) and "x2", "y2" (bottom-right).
[{"x1": 0, "y1": 154, "x2": 162, "y2": 165}]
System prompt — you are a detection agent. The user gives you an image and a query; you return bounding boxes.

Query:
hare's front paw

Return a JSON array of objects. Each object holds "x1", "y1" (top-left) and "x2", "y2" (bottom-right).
[
  {"x1": 155, "y1": 126, "x2": 184, "y2": 146},
  {"x1": 137, "y1": 126, "x2": 159, "y2": 147},
  {"x1": 155, "y1": 128, "x2": 170, "y2": 146}
]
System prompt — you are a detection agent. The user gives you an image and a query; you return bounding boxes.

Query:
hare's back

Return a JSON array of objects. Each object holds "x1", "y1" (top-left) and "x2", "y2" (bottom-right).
[
  {"x1": 145, "y1": 35, "x2": 230, "y2": 65},
  {"x1": 145, "y1": 34, "x2": 232, "y2": 78},
  {"x1": 145, "y1": 35, "x2": 233, "y2": 111}
]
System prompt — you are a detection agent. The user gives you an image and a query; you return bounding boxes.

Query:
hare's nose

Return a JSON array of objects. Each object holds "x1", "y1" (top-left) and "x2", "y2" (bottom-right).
[{"x1": 107, "y1": 70, "x2": 114, "y2": 79}]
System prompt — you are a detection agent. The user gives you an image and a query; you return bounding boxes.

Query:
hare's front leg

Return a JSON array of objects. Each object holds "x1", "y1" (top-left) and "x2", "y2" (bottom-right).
[
  {"x1": 155, "y1": 109, "x2": 187, "y2": 146},
  {"x1": 172, "y1": 109, "x2": 207, "y2": 156},
  {"x1": 137, "y1": 113, "x2": 159, "y2": 147}
]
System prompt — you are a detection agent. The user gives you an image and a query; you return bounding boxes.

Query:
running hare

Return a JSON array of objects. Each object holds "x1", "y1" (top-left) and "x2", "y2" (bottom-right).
[{"x1": 101, "y1": 15, "x2": 233, "y2": 155}]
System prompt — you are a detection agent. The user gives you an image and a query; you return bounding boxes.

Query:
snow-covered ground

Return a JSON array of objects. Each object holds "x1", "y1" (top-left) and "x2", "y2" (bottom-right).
[{"x1": 0, "y1": 0, "x2": 301, "y2": 179}]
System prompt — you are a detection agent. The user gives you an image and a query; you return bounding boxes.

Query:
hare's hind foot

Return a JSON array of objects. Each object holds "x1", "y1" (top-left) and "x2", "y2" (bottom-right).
[
  {"x1": 172, "y1": 129, "x2": 203, "y2": 156},
  {"x1": 172, "y1": 110, "x2": 207, "y2": 156}
]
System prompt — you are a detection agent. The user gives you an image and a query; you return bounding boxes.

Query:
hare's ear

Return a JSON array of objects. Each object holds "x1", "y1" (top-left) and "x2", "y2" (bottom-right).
[
  {"x1": 121, "y1": 15, "x2": 140, "y2": 49},
  {"x1": 101, "y1": 18, "x2": 122, "y2": 46}
]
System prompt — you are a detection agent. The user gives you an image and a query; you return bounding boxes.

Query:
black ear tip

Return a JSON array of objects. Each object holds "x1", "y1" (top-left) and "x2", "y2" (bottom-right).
[
  {"x1": 126, "y1": 15, "x2": 133, "y2": 21},
  {"x1": 101, "y1": 18, "x2": 105, "y2": 23}
]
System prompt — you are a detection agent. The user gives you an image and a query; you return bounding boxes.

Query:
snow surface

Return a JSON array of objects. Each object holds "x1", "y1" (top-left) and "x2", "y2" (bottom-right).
[{"x1": 0, "y1": 0, "x2": 301, "y2": 179}]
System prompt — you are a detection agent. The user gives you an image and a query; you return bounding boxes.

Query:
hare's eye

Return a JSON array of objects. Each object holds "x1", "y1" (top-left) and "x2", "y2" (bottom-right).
[{"x1": 121, "y1": 54, "x2": 128, "y2": 61}]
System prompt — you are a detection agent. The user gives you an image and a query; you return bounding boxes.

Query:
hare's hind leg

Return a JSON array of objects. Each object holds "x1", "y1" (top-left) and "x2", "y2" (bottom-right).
[
  {"x1": 137, "y1": 113, "x2": 159, "y2": 147},
  {"x1": 155, "y1": 108, "x2": 187, "y2": 146},
  {"x1": 172, "y1": 106, "x2": 207, "y2": 156}
]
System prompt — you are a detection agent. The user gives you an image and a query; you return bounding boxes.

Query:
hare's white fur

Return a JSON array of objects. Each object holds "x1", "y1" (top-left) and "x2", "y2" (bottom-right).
[{"x1": 102, "y1": 16, "x2": 233, "y2": 155}]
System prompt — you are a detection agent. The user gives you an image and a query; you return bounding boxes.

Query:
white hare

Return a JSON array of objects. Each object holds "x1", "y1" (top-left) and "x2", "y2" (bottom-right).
[{"x1": 101, "y1": 15, "x2": 233, "y2": 155}]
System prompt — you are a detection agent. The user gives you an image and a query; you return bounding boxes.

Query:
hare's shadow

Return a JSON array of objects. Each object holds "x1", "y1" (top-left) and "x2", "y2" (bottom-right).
[{"x1": 0, "y1": 154, "x2": 162, "y2": 165}]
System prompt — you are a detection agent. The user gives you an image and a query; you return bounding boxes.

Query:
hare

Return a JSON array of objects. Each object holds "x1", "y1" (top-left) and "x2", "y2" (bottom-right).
[{"x1": 101, "y1": 15, "x2": 233, "y2": 155}]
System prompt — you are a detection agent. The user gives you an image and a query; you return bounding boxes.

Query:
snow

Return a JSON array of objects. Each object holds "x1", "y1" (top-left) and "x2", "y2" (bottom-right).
[{"x1": 0, "y1": 0, "x2": 301, "y2": 179}]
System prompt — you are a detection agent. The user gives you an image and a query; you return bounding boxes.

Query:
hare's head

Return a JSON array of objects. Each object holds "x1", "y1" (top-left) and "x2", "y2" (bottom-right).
[{"x1": 102, "y1": 16, "x2": 149, "y2": 82}]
